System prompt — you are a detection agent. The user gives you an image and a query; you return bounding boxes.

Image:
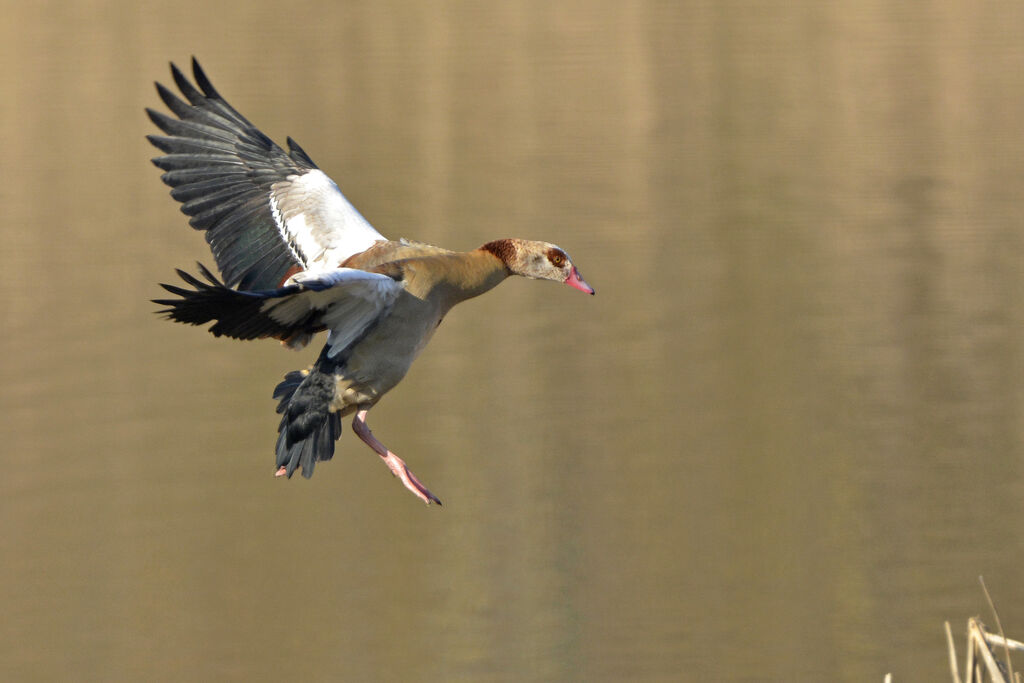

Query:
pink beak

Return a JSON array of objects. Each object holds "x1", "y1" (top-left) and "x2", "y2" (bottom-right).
[{"x1": 565, "y1": 266, "x2": 595, "y2": 295}]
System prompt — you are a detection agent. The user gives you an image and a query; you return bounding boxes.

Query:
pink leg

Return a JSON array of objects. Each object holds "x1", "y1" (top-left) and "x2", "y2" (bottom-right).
[{"x1": 352, "y1": 410, "x2": 442, "y2": 506}]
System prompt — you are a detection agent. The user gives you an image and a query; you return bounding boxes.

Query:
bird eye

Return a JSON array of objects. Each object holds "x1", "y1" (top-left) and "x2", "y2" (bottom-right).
[{"x1": 549, "y1": 252, "x2": 565, "y2": 267}]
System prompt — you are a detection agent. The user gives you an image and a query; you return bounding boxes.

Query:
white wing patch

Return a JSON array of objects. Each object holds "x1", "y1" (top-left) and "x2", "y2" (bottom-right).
[
  {"x1": 270, "y1": 169, "x2": 386, "y2": 269},
  {"x1": 259, "y1": 268, "x2": 402, "y2": 357}
]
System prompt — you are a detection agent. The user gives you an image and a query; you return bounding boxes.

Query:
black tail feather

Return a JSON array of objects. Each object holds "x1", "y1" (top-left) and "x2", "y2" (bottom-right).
[{"x1": 273, "y1": 369, "x2": 342, "y2": 478}]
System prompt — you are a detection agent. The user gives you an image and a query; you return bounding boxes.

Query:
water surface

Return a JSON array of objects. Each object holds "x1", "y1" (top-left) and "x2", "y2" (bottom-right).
[{"x1": 2, "y1": 1, "x2": 1024, "y2": 680}]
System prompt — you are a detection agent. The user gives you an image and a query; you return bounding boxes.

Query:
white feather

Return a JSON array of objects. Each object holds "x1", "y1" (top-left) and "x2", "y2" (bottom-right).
[
  {"x1": 270, "y1": 170, "x2": 386, "y2": 268},
  {"x1": 259, "y1": 268, "x2": 402, "y2": 356}
]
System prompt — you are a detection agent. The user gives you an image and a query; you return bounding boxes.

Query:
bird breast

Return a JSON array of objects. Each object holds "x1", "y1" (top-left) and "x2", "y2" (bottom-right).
[{"x1": 328, "y1": 290, "x2": 445, "y2": 414}]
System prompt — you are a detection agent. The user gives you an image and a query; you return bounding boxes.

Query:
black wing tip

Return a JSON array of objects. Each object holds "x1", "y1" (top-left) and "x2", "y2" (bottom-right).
[
  {"x1": 170, "y1": 60, "x2": 203, "y2": 105},
  {"x1": 152, "y1": 264, "x2": 222, "y2": 295},
  {"x1": 145, "y1": 134, "x2": 175, "y2": 154},
  {"x1": 168, "y1": 59, "x2": 186, "y2": 85},
  {"x1": 190, "y1": 57, "x2": 219, "y2": 99},
  {"x1": 152, "y1": 264, "x2": 315, "y2": 341},
  {"x1": 159, "y1": 57, "x2": 216, "y2": 101},
  {"x1": 286, "y1": 137, "x2": 318, "y2": 169},
  {"x1": 195, "y1": 262, "x2": 221, "y2": 283},
  {"x1": 152, "y1": 263, "x2": 220, "y2": 308},
  {"x1": 144, "y1": 108, "x2": 187, "y2": 137},
  {"x1": 152, "y1": 81, "x2": 192, "y2": 119}
]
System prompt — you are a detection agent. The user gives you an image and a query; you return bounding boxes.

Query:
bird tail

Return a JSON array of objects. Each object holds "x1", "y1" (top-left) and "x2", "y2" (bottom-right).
[{"x1": 273, "y1": 362, "x2": 342, "y2": 478}]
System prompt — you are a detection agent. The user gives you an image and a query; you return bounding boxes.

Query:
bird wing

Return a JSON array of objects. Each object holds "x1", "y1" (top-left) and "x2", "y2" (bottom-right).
[
  {"x1": 154, "y1": 264, "x2": 402, "y2": 356},
  {"x1": 146, "y1": 58, "x2": 385, "y2": 291}
]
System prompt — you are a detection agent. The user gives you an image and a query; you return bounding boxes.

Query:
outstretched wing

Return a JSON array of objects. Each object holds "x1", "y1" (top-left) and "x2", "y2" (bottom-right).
[
  {"x1": 146, "y1": 58, "x2": 386, "y2": 291},
  {"x1": 154, "y1": 264, "x2": 402, "y2": 357}
]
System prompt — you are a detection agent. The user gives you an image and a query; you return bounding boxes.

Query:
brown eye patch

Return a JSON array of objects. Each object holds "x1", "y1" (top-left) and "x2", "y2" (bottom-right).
[{"x1": 547, "y1": 249, "x2": 566, "y2": 267}]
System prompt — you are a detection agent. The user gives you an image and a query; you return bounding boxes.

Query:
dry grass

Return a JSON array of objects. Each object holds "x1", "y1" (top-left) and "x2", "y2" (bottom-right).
[{"x1": 942, "y1": 577, "x2": 1023, "y2": 683}]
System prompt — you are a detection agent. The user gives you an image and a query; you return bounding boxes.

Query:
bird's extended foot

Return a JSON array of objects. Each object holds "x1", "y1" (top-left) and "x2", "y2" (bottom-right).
[
  {"x1": 275, "y1": 466, "x2": 287, "y2": 478},
  {"x1": 352, "y1": 410, "x2": 442, "y2": 506},
  {"x1": 381, "y1": 452, "x2": 442, "y2": 505}
]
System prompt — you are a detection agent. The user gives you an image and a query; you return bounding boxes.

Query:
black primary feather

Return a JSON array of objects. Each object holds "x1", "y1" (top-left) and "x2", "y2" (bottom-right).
[
  {"x1": 147, "y1": 59, "x2": 315, "y2": 291},
  {"x1": 152, "y1": 264, "x2": 324, "y2": 341}
]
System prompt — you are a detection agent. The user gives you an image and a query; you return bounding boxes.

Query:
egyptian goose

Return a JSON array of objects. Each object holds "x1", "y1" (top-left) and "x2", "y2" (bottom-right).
[{"x1": 149, "y1": 59, "x2": 593, "y2": 505}]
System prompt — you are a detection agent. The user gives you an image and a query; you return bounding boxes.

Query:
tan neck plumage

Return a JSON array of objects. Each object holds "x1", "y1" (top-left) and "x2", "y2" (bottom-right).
[{"x1": 399, "y1": 248, "x2": 511, "y2": 308}]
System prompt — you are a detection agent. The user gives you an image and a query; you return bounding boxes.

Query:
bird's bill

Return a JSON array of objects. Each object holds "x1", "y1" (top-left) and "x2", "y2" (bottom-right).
[{"x1": 565, "y1": 266, "x2": 595, "y2": 295}]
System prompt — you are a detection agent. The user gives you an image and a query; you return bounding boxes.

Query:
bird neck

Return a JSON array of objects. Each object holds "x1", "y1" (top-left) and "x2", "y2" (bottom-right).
[
  {"x1": 398, "y1": 249, "x2": 510, "y2": 309},
  {"x1": 447, "y1": 249, "x2": 511, "y2": 302}
]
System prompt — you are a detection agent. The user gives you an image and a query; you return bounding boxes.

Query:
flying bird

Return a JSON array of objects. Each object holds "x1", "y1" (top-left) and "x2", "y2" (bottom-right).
[{"x1": 149, "y1": 59, "x2": 594, "y2": 505}]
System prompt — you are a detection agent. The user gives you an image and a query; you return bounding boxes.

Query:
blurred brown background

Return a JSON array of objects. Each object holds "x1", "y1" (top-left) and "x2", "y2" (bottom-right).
[{"x1": 3, "y1": 1, "x2": 1024, "y2": 680}]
